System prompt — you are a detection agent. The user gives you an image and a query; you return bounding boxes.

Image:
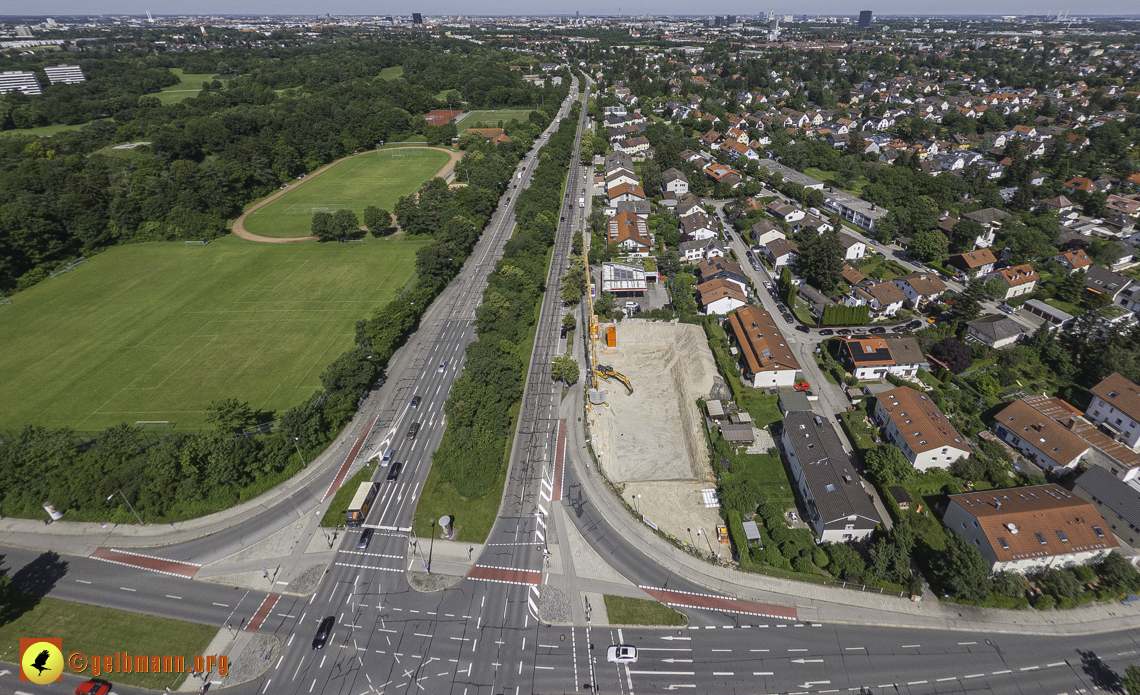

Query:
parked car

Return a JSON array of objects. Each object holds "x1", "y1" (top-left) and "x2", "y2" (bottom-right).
[
  {"x1": 794, "y1": 381, "x2": 811, "y2": 392},
  {"x1": 75, "y1": 680, "x2": 112, "y2": 695},
  {"x1": 357, "y1": 528, "x2": 374, "y2": 550},
  {"x1": 892, "y1": 326, "x2": 908, "y2": 333},
  {"x1": 818, "y1": 329, "x2": 834, "y2": 336},
  {"x1": 907, "y1": 321, "x2": 923, "y2": 329},
  {"x1": 795, "y1": 325, "x2": 810, "y2": 333},
  {"x1": 312, "y1": 616, "x2": 335, "y2": 650},
  {"x1": 386, "y1": 461, "x2": 403, "y2": 482},
  {"x1": 607, "y1": 645, "x2": 638, "y2": 664},
  {"x1": 869, "y1": 327, "x2": 887, "y2": 334},
  {"x1": 560, "y1": 326, "x2": 568, "y2": 339},
  {"x1": 836, "y1": 329, "x2": 852, "y2": 335}
]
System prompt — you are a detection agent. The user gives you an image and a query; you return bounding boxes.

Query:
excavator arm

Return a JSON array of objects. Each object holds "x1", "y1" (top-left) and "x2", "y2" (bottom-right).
[{"x1": 595, "y1": 364, "x2": 633, "y2": 395}]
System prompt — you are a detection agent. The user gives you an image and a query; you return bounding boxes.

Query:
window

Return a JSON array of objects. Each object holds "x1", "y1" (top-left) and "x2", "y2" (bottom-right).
[
  {"x1": 1057, "y1": 531, "x2": 1069, "y2": 543},
  {"x1": 825, "y1": 484, "x2": 836, "y2": 493},
  {"x1": 1035, "y1": 533, "x2": 1047, "y2": 545},
  {"x1": 1109, "y1": 391, "x2": 1118, "y2": 398},
  {"x1": 1093, "y1": 526, "x2": 1105, "y2": 538},
  {"x1": 998, "y1": 538, "x2": 1009, "y2": 550}
]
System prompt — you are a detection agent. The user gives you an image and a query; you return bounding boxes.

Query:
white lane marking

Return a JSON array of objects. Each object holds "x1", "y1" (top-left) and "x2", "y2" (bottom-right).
[
  {"x1": 120, "y1": 587, "x2": 137, "y2": 592},
  {"x1": 965, "y1": 673, "x2": 984, "y2": 678},
  {"x1": 1048, "y1": 662, "x2": 1067, "y2": 667},
  {"x1": 166, "y1": 595, "x2": 182, "y2": 599},
  {"x1": 76, "y1": 580, "x2": 92, "y2": 584},
  {"x1": 213, "y1": 602, "x2": 229, "y2": 607},
  {"x1": 958, "y1": 641, "x2": 977, "y2": 645},
  {"x1": 754, "y1": 671, "x2": 774, "y2": 675}
]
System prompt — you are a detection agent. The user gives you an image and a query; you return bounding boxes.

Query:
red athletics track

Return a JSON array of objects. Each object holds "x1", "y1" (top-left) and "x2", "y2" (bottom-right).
[
  {"x1": 323, "y1": 416, "x2": 377, "y2": 501},
  {"x1": 467, "y1": 565, "x2": 542, "y2": 586},
  {"x1": 640, "y1": 586, "x2": 798, "y2": 620},
  {"x1": 245, "y1": 593, "x2": 280, "y2": 632},
  {"x1": 90, "y1": 548, "x2": 201, "y2": 578}
]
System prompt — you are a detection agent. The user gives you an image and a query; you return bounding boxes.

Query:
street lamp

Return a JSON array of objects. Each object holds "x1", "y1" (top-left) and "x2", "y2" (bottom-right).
[
  {"x1": 698, "y1": 528, "x2": 717, "y2": 562},
  {"x1": 293, "y1": 437, "x2": 307, "y2": 468},
  {"x1": 633, "y1": 494, "x2": 641, "y2": 514},
  {"x1": 687, "y1": 527, "x2": 696, "y2": 548},
  {"x1": 107, "y1": 489, "x2": 144, "y2": 525}
]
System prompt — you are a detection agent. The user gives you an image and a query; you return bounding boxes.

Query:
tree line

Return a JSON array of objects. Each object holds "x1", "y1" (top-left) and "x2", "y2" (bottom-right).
[{"x1": 430, "y1": 103, "x2": 581, "y2": 500}]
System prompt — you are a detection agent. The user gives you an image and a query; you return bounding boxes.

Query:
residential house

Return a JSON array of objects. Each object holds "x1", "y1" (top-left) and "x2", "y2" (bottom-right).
[
  {"x1": 942, "y1": 485, "x2": 1117, "y2": 574},
  {"x1": 704, "y1": 163, "x2": 742, "y2": 187},
  {"x1": 846, "y1": 280, "x2": 907, "y2": 316},
  {"x1": 607, "y1": 212, "x2": 653, "y2": 256},
  {"x1": 992, "y1": 397, "x2": 1091, "y2": 472},
  {"x1": 837, "y1": 335, "x2": 928, "y2": 379},
  {"x1": 680, "y1": 213, "x2": 718, "y2": 241},
  {"x1": 797, "y1": 284, "x2": 836, "y2": 319},
  {"x1": 1052, "y1": 249, "x2": 1093, "y2": 275},
  {"x1": 1041, "y1": 195, "x2": 1075, "y2": 213},
  {"x1": 842, "y1": 264, "x2": 868, "y2": 286},
  {"x1": 837, "y1": 231, "x2": 866, "y2": 261},
  {"x1": 948, "y1": 248, "x2": 998, "y2": 276},
  {"x1": 766, "y1": 201, "x2": 806, "y2": 223},
  {"x1": 874, "y1": 386, "x2": 971, "y2": 471},
  {"x1": 1084, "y1": 266, "x2": 1133, "y2": 305},
  {"x1": 762, "y1": 238, "x2": 799, "y2": 268},
  {"x1": 676, "y1": 193, "x2": 704, "y2": 218},
  {"x1": 986, "y1": 264, "x2": 1039, "y2": 300},
  {"x1": 607, "y1": 182, "x2": 646, "y2": 204},
  {"x1": 695, "y1": 257, "x2": 749, "y2": 293},
  {"x1": 780, "y1": 412, "x2": 882, "y2": 543},
  {"x1": 1073, "y1": 466, "x2": 1140, "y2": 552},
  {"x1": 679, "y1": 238, "x2": 727, "y2": 263},
  {"x1": 604, "y1": 168, "x2": 639, "y2": 192},
  {"x1": 615, "y1": 136, "x2": 650, "y2": 154},
  {"x1": 893, "y1": 272, "x2": 947, "y2": 306},
  {"x1": 727, "y1": 305, "x2": 802, "y2": 388},
  {"x1": 466, "y1": 128, "x2": 512, "y2": 146},
  {"x1": 751, "y1": 219, "x2": 786, "y2": 247},
  {"x1": 662, "y1": 168, "x2": 689, "y2": 196},
  {"x1": 966, "y1": 314, "x2": 1029, "y2": 348},
  {"x1": 1063, "y1": 176, "x2": 1097, "y2": 194},
  {"x1": 697, "y1": 278, "x2": 747, "y2": 315},
  {"x1": 603, "y1": 151, "x2": 635, "y2": 174},
  {"x1": 791, "y1": 214, "x2": 836, "y2": 236},
  {"x1": 961, "y1": 208, "x2": 1008, "y2": 248},
  {"x1": 1086, "y1": 373, "x2": 1140, "y2": 449}
]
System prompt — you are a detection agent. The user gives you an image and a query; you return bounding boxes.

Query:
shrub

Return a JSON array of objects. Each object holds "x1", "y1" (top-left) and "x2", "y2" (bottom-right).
[
  {"x1": 793, "y1": 556, "x2": 815, "y2": 574},
  {"x1": 1033, "y1": 594, "x2": 1056, "y2": 610},
  {"x1": 812, "y1": 548, "x2": 829, "y2": 568},
  {"x1": 1073, "y1": 565, "x2": 1096, "y2": 583},
  {"x1": 1035, "y1": 568, "x2": 1081, "y2": 599},
  {"x1": 727, "y1": 510, "x2": 751, "y2": 565}
]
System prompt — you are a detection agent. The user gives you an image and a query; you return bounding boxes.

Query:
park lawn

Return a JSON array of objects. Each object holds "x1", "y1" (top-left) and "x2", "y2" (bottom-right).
[
  {"x1": 804, "y1": 167, "x2": 868, "y2": 197},
  {"x1": 379, "y1": 66, "x2": 404, "y2": 79},
  {"x1": 242, "y1": 148, "x2": 450, "y2": 239},
  {"x1": 0, "y1": 597, "x2": 216, "y2": 689},
  {"x1": 321, "y1": 461, "x2": 377, "y2": 527},
  {"x1": 0, "y1": 120, "x2": 112, "y2": 138},
  {"x1": 461, "y1": 109, "x2": 535, "y2": 129},
  {"x1": 603, "y1": 595, "x2": 687, "y2": 626},
  {"x1": 152, "y1": 68, "x2": 220, "y2": 105},
  {"x1": 0, "y1": 235, "x2": 427, "y2": 431}
]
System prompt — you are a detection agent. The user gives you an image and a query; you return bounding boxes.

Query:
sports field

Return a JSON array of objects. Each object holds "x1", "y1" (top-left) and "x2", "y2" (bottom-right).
[
  {"x1": 462, "y1": 109, "x2": 535, "y2": 128},
  {"x1": 0, "y1": 235, "x2": 427, "y2": 431},
  {"x1": 242, "y1": 148, "x2": 451, "y2": 239}
]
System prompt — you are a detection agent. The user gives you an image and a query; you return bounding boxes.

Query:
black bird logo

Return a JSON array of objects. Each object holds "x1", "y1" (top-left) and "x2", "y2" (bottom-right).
[{"x1": 31, "y1": 649, "x2": 52, "y2": 676}]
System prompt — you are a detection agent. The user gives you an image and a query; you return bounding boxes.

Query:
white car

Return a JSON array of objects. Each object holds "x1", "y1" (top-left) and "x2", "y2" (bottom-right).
[{"x1": 607, "y1": 645, "x2": 638, "y2": 664}]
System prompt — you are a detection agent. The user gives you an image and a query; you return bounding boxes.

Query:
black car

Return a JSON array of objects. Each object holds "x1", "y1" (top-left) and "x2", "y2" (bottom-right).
[
  {"x1": 869, "y1": 327, "x2": 887, "y2": 334},
  {"x1": 406, "y1": 422, "x2": 420, "y2": 440},
  {"x1": 386, "y1": 461, "x2": 403, "y2": 482},
  {"x1": 907, "y1": 320, "x2": 923, "y2": 329},
  {"x1": 410, "y1": 395, "x2": 421, "y2": 409},
  {"x1": 818, "y1": 329, "x2": 834, "y2": 336},
  {"x1": 795, "y1": 325, "x2": 810, "y2": 333},
  {"x1": 560, "y1": 326, "x2": 568, "y2": 338},
  {"x1": 836, "y1": 329, "x2": 852, "y2": 335},
  {"x1": 312, "y1": 616, "x2": 335, "y2": 650},
  {"x1": 892, "y1": 326, "x2": 908, "y2": 333}
]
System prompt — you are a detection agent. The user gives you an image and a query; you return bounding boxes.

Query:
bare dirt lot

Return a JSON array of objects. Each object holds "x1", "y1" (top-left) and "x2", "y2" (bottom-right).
[{"x1": 592, "y1": 321, "x2": 718, "y2": 483}]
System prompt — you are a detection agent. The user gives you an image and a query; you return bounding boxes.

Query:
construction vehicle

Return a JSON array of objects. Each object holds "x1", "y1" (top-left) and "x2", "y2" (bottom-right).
[{"x1": 596, "y1": 364, "x2": 633, "y2": 395}]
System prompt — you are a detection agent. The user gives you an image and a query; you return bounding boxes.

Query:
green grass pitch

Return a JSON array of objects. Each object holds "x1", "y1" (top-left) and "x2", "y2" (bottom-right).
[
  {"x1": 0, "y1": 235, "x2": 428, "y2": 432},
  {"x1": 242, "y1": 148, "x2": 451, "y2": 239},
  {"x1": 461, "y1": 109, "x2": 535, "y2": 129}
]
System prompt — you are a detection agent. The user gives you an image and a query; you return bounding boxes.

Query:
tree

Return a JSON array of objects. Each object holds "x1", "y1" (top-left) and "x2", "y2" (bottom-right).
[
  {"x1": 363, "y1": 206, "x2": 392, "y2": 236},
  {"x1": 594, "y1": 291, "x2": 616, "y2": 317},
  {"x1": 550, "y1": 355, "x2": 580, "y2": 385},
  {"x1": 907, "y1": 228, "x2": 949, "y2": 262},
  {"x1": 931, "y1": 337, "x2": 973, "y2": 373},
  {"x1": 311, "y1": 211, "x2": 335, "y2": 241},
  {"x1": 949, "y1": 280, "x2": 986, "y2": 323},
  {"x1": 929, "y1": 534, "x2": 992, "y2": 603},
  {"x1": 1123, "y1": 664, "x2": 1140, "y2": 695},
  {"x1": 863, "y1": 443, "x2": 914, "y2": 486},
  {"x1": 949, "y1": 218, "x2": 984, "y2": 254},
  {"x1": 1055, "y1": 270, "x2": 1085, "y2": 303},
  {"x1": 562, "y1": 313, "x2": 577, "y2": 330},
  {"x1": 795, "y1": 228, "x2": 845, "y2": 293},
  {"x1": 204, "y1": 398, "x2": 258, "y2": 434},
  {"x1": 560, "y1": 258, "x2": 588, "y2": 305},
  {"x1": 332, "y1": 208, "x2": 361, "y2": 239}
]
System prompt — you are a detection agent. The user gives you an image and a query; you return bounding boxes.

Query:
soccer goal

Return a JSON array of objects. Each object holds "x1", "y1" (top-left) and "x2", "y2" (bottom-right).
[
  {"x1": 135, "y1": 421, "x2": 173, "y2": 434},
  {"x1": 0, "y1": 297, "x2": 11, "y2": 307},
  {"x1": 185, "y1": 240, "x2": 209, "y2": 246},
  {"x1": 49, "y1": 257, "x2": 87, "y2": 278},
  {"x1": 388, "y1": 148, "x2": 422, "y2": 159},
  {"x1": 282, "y1": 203, "x2": 346, "y2": 216}
]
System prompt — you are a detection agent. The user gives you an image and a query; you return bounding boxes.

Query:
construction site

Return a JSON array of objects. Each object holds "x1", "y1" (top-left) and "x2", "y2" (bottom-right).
[{"x1": 586, "y1": 321, "x2": 728, "y2": 548}]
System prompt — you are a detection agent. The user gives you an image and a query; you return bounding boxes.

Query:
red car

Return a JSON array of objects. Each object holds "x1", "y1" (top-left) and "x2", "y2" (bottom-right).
[
  {"x1": 794, "y1": 381, "x2": 811, "y2": 391},
  {"x1": 76, "y1": 680, "x2": 112, "y2": 695}
]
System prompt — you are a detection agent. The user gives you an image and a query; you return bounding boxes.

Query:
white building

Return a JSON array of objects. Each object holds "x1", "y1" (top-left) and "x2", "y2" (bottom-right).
[
  {"x1": 1087, "y1": 373, "x2": 1140, "y2": 449},
  {"x1": 0, "y1": 70, "x2": 42, "y2": 95},
  {"x1": 874, "y1": 386, "x2": 971, "y2": 471}
]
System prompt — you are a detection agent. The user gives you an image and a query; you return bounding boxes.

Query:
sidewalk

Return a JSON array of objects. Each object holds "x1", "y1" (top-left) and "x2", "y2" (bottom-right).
[{"x1": 559, "y1": 370, "x2": 1140, "y2": 636}]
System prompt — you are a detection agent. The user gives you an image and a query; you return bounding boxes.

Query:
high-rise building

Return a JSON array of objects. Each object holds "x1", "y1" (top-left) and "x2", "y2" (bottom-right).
[
  {"x1": 726, "y1": 14, "x2": 736, "y2": 24},
  {"x1": 412, "y1": 12, "x2": 423, "y2": 24},
  {"x1": 858, "y1": 10, "x2": 873, "y2": 29}
]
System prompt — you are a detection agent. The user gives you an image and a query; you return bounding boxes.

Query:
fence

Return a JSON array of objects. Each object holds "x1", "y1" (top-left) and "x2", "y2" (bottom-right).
[{"x1": 50, "y1": 257, "x2": 87, "y2": 278}]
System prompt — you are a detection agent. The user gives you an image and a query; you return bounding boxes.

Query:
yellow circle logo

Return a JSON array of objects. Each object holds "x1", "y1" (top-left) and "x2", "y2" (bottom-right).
[{"x1": 21, "y1": 641, "x2": 64, "y2": 684}]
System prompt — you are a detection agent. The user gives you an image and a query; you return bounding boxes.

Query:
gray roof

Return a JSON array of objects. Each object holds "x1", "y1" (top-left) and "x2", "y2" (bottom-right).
[
  {"x1": 662, "y1": 167, "x2": 688, "y2": 183},
  {"x1": 1074, "y1": 465, "x2": 1140, "y2": 531},
  {"x1": 742, "y1": 520, "x2": 762, "y2": 541},
  {"x1": 781, "y1": 412, "x2": 882, "y2": 529},
  {"x1": 779, "y1": 391, "x2": 813, "y2": 414},
  {"x1": 963, "y1": 207, "x2": 1009, "y2": 225},
  {"x1": 721, "y1": 423, "x2": 756, "y2": 443},
  {"x1": 967, "y1": 314, "x2": 1027, "y2": 342},
  {"x1": 1085, "y1": 265, "x2": 1132, "y2": 297}
]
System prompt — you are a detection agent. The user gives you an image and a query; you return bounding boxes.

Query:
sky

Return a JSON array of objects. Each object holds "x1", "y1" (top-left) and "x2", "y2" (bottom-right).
[{"x1": 9, "y1": 1, "x2": 1140, "y2": 19}]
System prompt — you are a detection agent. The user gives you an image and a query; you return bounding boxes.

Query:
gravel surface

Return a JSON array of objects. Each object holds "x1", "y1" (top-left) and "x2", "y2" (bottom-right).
[
  {"x1": 223, "y1": 634, "x2": 280, "y2": 686},
  {"x1": 408, "y1": 571, "x2": 464, "y2": 592},
  {"x1": 285, "y1": 564, "x2": 327, "y2": 595},
  {"x1": 540, "y1": 585, "x2": 571, "y2": 624}
]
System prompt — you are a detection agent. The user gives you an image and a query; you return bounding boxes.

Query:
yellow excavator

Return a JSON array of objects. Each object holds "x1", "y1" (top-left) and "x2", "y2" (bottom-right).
[{"x1": 596, "y1": 364, "x2": 633, "y2": 395}]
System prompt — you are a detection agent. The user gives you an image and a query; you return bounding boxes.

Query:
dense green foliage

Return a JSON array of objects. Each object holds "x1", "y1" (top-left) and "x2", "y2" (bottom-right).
[
  {"x1": 820, "y1": 304, "x2": 870, "y2": 326},
  {"x1": 430, "y1": 103, "x2": 579, "y2": 499}
]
